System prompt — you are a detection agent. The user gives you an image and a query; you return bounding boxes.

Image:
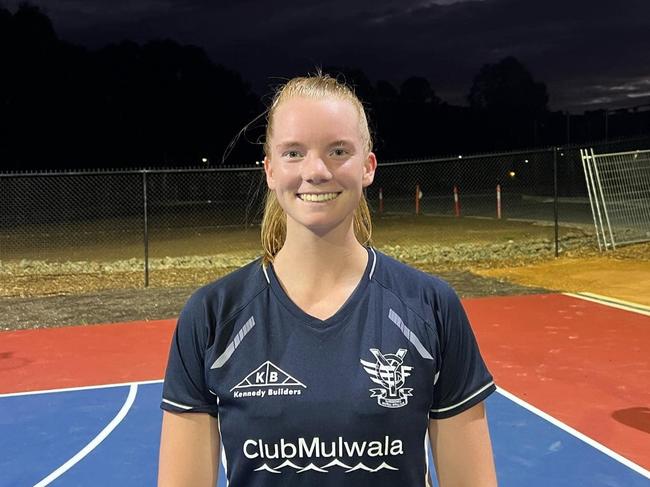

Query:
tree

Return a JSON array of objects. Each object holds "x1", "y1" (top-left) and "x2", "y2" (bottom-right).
[
  {"x1": 0, "y1": 3, "x2": 261, "y2": 169},
  {"x1": 375, "y1": 80, "x2": 398, "y2": 102},
  {"x1": 468, "y1": 56, "x2": 548, "y2": 117},
  {"x1": 400, "y1": 76, "x2": 440, "y2": 105}
]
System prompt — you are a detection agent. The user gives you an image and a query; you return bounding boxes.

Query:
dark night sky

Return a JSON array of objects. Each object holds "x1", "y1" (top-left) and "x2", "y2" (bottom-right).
[{"x1": 5, "y1": 0, "x2": 650, "y2": 113}]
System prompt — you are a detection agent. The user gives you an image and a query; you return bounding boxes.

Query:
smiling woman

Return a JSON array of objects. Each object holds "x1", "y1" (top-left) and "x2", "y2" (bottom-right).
[
  {"x1": 158, "y1": 73, "x2": 498, "y2": 487},
  {"x1": 262, "y1": 93, "x2": 376, "y2": 260},
  {"x1": 260, "y1": 76, "x2": 375, "y2": 265}
]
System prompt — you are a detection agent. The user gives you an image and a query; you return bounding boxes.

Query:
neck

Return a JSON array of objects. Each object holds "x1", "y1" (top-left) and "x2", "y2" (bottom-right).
[{"x1": 272, "y1": 218, "x2": 369, "y2": 287}]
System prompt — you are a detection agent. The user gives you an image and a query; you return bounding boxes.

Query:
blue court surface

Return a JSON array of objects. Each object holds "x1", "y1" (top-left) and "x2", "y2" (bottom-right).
[{"x1": 1, "y1": 381, "x2": 648, "y2": 486}]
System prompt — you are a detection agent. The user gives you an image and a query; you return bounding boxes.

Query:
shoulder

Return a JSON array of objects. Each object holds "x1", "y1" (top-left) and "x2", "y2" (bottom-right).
[
  {"x1": 371, "y1": 248, "x2": 458, "y2": 305},
  {"x1": 180, "y1": 257, "x2": 268, "y2": 327},
  {"x1": 370, "y1": 248, "x2": 466, "y2": 333}
]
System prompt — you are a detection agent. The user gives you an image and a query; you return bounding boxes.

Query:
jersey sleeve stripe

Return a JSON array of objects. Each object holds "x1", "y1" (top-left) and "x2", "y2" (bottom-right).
[
  {"x1": 162, "y1": 398, "x2": 194, "y2": 410},
  {"x1": 388, "y1": 309, "x2": 434, "y2": 360},
  {"x1": 429, "y1": 381, "x2": 495, "y2": 413},
  {"x1": 211, "y1": 316, "x2": 256, "y2": 369}
]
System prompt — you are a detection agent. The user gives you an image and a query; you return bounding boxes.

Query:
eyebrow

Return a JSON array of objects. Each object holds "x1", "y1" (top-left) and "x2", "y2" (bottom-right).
[
  {"x1": 329, "y1": 139, "x2": 355, "y2": 147},
  {"x1": 274, "y1": 139, "x2": 357, "y2": 151},
  {"x1": 275, "y1": 141, "x2": 305, "y2": 151}
]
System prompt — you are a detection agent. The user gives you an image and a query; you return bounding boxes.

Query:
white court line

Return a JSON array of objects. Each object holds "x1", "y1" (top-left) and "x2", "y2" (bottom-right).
[
  {"x1": 564, "y1": 292, "x2": 650, "y2": 317},
  {"x1": 576, "y1": 292, "x2": 650, "y2": 311},
  {"x1": 3, "y1": 378, "x2": 649, "y2": 480},
  {"x1": 33, "y1": 383, "x2": 138, "y2": 487},
  {"x1": 497, "y1": 387, "x2": 650, "y2": 479},
  {"x1": 0, "y1": 379, "x2": 162, "y2": 398}
]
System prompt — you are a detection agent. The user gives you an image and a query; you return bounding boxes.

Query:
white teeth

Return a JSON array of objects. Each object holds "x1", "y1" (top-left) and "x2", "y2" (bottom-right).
[{"x1": 298, "y1": 192, "x2": 340, "y2": 202}]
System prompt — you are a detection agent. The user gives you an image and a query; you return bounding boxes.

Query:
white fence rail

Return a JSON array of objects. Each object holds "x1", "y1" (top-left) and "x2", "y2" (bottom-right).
[{"x1": 580, "y1": 148, "x2": 650, "y2": 250}]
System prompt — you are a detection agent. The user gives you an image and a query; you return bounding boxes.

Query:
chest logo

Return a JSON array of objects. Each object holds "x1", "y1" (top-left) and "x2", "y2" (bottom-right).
[
  {"x1": 231, "y1": 361, "x2": 306, "y2": 399},
  {"x1": 360, "y1": 349, "x2": 413, "y2": 409}
]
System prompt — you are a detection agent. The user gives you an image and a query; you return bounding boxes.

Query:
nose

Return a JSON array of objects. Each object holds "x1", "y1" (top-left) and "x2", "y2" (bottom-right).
[{"x1": 301, "y1": 153, "x2": 332, "y2": 184}]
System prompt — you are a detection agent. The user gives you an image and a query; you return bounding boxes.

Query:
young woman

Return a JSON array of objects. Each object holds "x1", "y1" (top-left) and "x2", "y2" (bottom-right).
[{"x1": 158, "y1": 74, "x2": 498, "y2": 486}]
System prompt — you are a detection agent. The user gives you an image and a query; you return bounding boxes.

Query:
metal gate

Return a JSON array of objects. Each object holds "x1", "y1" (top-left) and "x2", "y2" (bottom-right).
[{"x1": 580, "y1": 148, "x2": 650, "y2": 250}]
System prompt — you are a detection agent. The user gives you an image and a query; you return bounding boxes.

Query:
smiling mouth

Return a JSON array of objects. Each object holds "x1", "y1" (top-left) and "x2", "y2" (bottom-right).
[{"x1": 297, "y1": 192, "x2": 341, "y2": 202}]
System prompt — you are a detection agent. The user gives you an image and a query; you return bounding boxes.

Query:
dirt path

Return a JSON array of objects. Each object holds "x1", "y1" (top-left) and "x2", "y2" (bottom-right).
[{"x1": 473, "y1": 255, "x2": 650, "y2": 306}]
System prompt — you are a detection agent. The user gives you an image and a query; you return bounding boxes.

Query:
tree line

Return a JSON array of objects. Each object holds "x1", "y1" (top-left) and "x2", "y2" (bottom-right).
[{"x1": 1, "y1": 4, "x2": 648, "y2": 170}]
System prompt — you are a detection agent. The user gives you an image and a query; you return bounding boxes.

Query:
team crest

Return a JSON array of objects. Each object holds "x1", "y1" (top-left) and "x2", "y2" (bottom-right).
[{"x1": 360, "y1": 349, "x2": 413, "y2": 408}]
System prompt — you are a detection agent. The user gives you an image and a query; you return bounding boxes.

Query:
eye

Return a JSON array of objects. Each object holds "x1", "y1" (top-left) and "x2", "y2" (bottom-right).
[
  {"x1": 331, "y1": 147, "x2": 348, "y2": 157},
  {"x1": 282, "y1": 150, "x2": 303, "y2": 159}
]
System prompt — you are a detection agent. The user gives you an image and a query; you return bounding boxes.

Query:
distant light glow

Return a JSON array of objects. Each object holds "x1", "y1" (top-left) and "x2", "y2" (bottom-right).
[{"x1": 508, "y1": 171, "x2": 516, "y2": 177}]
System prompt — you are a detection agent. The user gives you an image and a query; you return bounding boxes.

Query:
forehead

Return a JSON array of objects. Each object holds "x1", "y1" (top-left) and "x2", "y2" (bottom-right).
[{"x1": 271, "y1": 96, "x2": 362, "y2": 145}]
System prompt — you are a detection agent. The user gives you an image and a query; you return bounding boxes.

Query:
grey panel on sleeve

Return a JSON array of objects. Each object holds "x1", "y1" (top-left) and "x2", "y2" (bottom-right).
[
  {"x1": 388, "y1": 309, "x2": 433, "y2": 360},
  {"x1": 211, "y1": 316, "x2": 256, "y2": 369}
]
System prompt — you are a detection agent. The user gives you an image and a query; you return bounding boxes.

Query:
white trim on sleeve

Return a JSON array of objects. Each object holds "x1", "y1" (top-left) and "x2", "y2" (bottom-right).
[
  {"x1": 162, "y1": 398, "x2": 194, "y2": 410},
  {"x1": 369, "y1": 247, "x2": 377, "y2": 280},
  {"x1": 430, "y1": 381, "x2": 495, "y2": 414},
  {"x1": 262, "y1": 264, "x2": 270, "y2": 284}
]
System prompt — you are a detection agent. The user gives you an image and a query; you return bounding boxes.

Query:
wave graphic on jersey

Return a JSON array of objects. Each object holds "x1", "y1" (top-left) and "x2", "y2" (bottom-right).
[
  {"x1": 253, "y1": 459, "x2": 398, "y2": 474},
  {"x1": 361, "y1": 348, "x2": 413, "y2": 408}
]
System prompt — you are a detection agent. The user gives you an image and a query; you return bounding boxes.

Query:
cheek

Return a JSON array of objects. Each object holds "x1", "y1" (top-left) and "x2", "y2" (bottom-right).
[
  {"x1": 339, "y1": 162, "x2": 366, "y2": 188},
  {"x1": 272, "y1": 166, "x2": 301, "y2": 191}
]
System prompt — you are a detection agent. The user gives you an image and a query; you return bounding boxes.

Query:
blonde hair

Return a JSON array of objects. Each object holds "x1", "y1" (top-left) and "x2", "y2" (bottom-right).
[{"x1": 261, "y1": 73, "x2": 374, "y2": 266}]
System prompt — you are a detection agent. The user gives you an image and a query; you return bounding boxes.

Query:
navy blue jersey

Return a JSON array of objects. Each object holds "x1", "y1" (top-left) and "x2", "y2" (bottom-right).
[{"x1": 161, "y1": 247, "x2": 495, "y2": 486}]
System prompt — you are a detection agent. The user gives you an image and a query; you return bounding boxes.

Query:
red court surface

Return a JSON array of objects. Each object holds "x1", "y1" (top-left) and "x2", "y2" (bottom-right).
[
  {"x1": 1, "y1": 293, "x2": 648, "y2": 470},
  {"x1": 0, "y1": 319, "x2": 176, "y2": 392},
  {"x1": 465, "y1": 293, "x2": 650, "y2": 470}
]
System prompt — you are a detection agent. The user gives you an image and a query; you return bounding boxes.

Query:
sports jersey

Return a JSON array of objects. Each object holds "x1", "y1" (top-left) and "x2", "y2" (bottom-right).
[{"x1": 161, "y1": 246, "x2": 495, "y2": 486}]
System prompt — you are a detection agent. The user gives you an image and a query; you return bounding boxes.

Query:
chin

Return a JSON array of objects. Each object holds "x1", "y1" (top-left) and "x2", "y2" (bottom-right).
[{"x1": 287, "y1": 213, "x2": 353, "y2": 235}]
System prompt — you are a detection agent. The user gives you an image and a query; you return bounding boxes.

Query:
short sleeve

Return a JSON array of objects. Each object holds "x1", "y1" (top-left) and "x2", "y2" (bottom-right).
[
  {"x1": 429, "y1": 284, "x2": 496, "y2": 419},
  {"x1": 160, "y1": 292, "x2": 219, "y2": 416}
]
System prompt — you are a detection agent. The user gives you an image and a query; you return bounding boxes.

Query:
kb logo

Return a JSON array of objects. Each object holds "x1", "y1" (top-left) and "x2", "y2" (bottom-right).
[
  {"x1": 231, "y1": 361, "x2": 306, "y2": 392},
  {"x1": 256, "y1": 369, "x2": 278, "y2": 384}
]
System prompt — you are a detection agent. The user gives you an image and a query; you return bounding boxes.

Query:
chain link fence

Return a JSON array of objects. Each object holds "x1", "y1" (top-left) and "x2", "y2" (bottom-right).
[{"x1": 2, "y1": 136, "x2": 649, "y2": 294}]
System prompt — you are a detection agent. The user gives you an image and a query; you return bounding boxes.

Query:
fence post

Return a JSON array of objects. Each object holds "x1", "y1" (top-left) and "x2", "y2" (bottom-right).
[
  {"x1": 553, "y1": 147, "x2": 559, "y2": 257},
  {"x1": 143, "y1": 170, "x2": 150, "y2": 287},
  {"x1": 415, "y1": 184, "x2": 421, "y2": 215},
  {"x1": 453, "y1": 186, "x2": 460, "y2": 217},
  {"x1": 496, "y1": 184, "x2": 502, "y2": 219},
  {"x1": 378, "y1": 187, "x2": 384, "y2": 215}
]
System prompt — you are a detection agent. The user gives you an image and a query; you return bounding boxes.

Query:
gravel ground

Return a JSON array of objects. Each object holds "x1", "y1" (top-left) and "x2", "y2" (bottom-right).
[
  {"x1": 0, "y1": 231, "x2": 591, "y2": 298},
  {"x1": 0, "y1": 268, "x2": 548, "y2": 330}
]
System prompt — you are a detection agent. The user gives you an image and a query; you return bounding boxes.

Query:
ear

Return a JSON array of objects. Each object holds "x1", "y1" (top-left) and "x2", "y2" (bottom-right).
[
  {"x1": 263, "y1": 156, "x2": 276, "y2": 190},
  {"x1": 362, "y1": 152, "x2": 377, "y2": 188}
]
